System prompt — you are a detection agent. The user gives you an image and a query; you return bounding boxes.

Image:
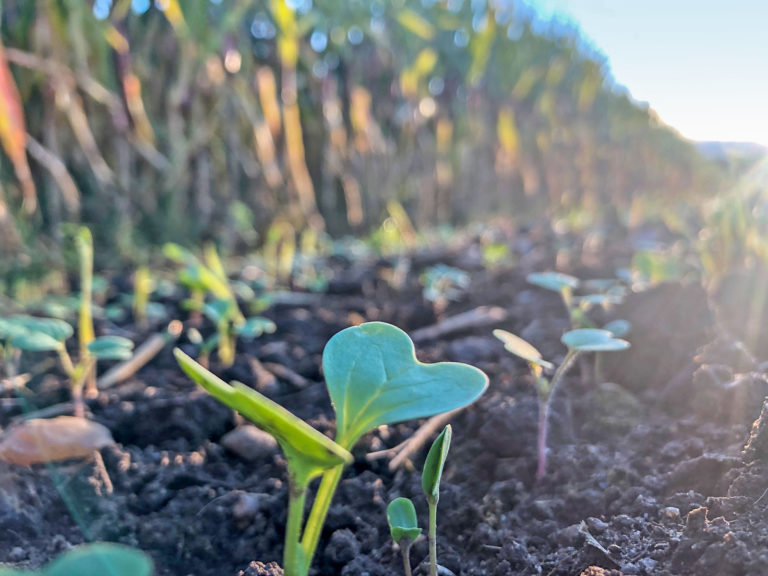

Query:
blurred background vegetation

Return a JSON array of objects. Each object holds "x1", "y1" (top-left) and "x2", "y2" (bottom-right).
[{"x1": 0, "y1": 0, "x2": 746, "y2": 290}]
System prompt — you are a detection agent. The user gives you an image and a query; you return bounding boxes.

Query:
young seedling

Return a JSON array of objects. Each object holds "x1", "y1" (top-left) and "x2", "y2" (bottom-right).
[
  {"x1": 164, "y1": 242, "x2": 274, "y2": 367},
  {"x1": 0, "y1": 315, "x2": 133, "y2": 417},
  {"x1": 494, "y1": 328, "x2": 629, "y2": 481},
  {"x1": 387, "y1": 497, "x2": 421, "y2": 576},
  {"x1": 422, "y1": 425, "x2": 452, "y2": 576},
  {"x1": 175, "y1": 321, "x2": 488, "y2": 576},
  {"x1": 526, "y1": 272, "x2": 626, "y2": 330},
  {"x1": 0, "y1": 542, "x2": 153, "y2": 576},
  {"x1": 133, "y1": 266, "x2": 154, "y2": 328}
]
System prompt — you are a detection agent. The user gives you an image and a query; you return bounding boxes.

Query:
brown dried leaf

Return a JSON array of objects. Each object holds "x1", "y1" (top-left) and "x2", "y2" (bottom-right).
[{"x1": 0, "y1": 416, "x2": 114, "y2": 466}]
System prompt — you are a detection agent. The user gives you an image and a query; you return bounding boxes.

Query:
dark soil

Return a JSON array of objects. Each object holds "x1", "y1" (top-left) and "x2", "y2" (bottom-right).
[{"x1": 3, "y1": 227, "x2": 768, "y2": 576}]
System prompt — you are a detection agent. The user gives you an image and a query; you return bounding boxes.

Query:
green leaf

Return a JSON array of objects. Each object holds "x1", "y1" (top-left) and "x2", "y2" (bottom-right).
[
  {"x1": 10, "y1": 331, "x2": 63, "y2": 351},
  {"x1": 237, "y1": 317, "x2": 277, "y2": 340},
  {"x1": 578, "y1": 293, "x2": 624, "y2": 307},
  {"x1": 174, "y1": 349, "x2": 352, "y2": 486},
  {"x1": 603, "y1": 319, "x2": 631, "y2": 338},
  {"x1": 0, "y1": 543, "x2": 154, "y2": 576},
  {"x1": 422, "y1": 425, "x2": 452, "y2": 504},
  {"x1": 492, "y1": 329, "x2": 554, "y2": 371},
  {"x1": 526, "y1": 272, "x2": 580, "y2": 293},
  {"x1": 0, "y1": 315, "x2": 73, "y2": 343},
  {"x1": 323, "y1": 322, "x2": 488, "y2": 448},
  {"x1": 387, "y1": 498, "x2": 421, "y2": 544},
  {"x1": 561, "y1": 329, "x2": 630, "y2": 352},
  {"x1": 203, "y1": 299, "x2": 233, "y2": 323},
  {"x1": 88, "y1": 336, "x2": 134, "y2": 360}
]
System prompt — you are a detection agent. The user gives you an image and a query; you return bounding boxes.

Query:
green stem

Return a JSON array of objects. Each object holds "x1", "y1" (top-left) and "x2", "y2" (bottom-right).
[
  {"x1": 300, "y1": 464, "x2": 344, "y2": 567},
  {"x1": 284, "y1": 480, "x2": 308, "y2": 576},
  {"x1": 537, "y1": 350, "x2": 580, "y2": 481},
  {"x1": 402, "y1": 542, "x2": 413, "y2": 576},
  {"x1": 428, "y1": 500, "x2": 438, "y2": 576}
]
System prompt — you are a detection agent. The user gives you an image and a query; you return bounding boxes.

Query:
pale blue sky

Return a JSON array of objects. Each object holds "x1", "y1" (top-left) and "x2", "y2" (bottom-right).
[{"x1": 528, "y1": 0, "x2": 768, "y2": 145}]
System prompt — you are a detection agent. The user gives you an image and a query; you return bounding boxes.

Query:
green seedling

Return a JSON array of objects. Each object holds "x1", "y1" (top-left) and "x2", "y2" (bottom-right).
[
  {"x1": 76, "y1": 228, "x2": 97, "y2": 398},
  {"x1": 175, "y1": 321, "x2": 488, "y2": 576},
  {"x1": 164, "y1": 242, "x2": 273, "y2": 367},
  {"x1": 527, "y1": 271, "x2": 626, "y2": 329},
  {"x1": 494, "y1": 328, "x2": 629, "y2": 481},
  {"x1": 420, "y1": 265, "x2": 470, "y2": 310},
  {"x1": 0, "y1": 315, "x2": 133, "y2": 417},
  {"x1": 133, "y1": 266, "x2": 154, "y2": 328},
  {"x1": 0, "y1": 542, "x2": 153, "y2": 576},
  {"x1": 387, "y1": 497, "x2": 421, "y2": 576},
  {"x1": 422, "y1": 425, "x2": 452, "y2": 576}
]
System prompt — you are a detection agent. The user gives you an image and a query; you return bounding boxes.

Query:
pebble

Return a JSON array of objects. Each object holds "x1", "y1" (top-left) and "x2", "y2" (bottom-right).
[
  {"x1": 233, "y1": 493, "x2": 264, "y2": 522},
  {"x1": 661, "y1": 506, "x2": 681, "y2": 520},
  {"x1": 220, "y1": 426, "x2": 278, "y2": 461},
  {"x1": 586, "y1": 516, "x2": 609, "y2": 534},
  {"x1": 8, "y1": 547, "x2": 26, "y2": 562}
]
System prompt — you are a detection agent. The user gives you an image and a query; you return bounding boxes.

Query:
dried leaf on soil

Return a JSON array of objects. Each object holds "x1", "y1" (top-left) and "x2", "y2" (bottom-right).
[{"x1": 0, "y1": 416, "x2": 114, "y2": 466}]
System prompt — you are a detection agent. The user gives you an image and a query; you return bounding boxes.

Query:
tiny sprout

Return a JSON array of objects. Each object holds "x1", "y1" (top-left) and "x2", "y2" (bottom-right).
[
  {"x1": 422, "y1": 425, "x2": 452, "y2": 576},
  {"x1": 175, "y1": 322, "x2": 487, "y2": 576},
  {"x1": 0, "y1": 314, "x2": 133, "y2": 417},
  {"x1": 0, "y1": 542, "x2": 153, "y2": 576},
  {"x1": 387, "y1": 497, "x2": 421, "y2": 576},
  {"x1": 165, "y1": 242, "x2": 272, "y2": 367},
  {"x1": 527, "y1": 271, "x2": 627, "y2": 329},
  {"x1": 494, "y1": 328, "x2": 629, "y2": 481}
]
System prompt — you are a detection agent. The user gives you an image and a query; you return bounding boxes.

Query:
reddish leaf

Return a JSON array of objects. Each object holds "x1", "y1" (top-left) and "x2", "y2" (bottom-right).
[{"x1": 0, "y1": 40, "x2": 36, "y2": 212}]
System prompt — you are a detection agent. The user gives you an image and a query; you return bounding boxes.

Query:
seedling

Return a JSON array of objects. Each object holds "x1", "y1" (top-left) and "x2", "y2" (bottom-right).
[
  {"x1": 526, "y1": 272, "x2": 626, "y2": 329},
  {"x1": 175, "y1": 321, "x2": 487, "y2": 576},
  {"x1": 420, "y1": 265, "x2": 470, "y2": 311},
  {"x1": 387, "y1": 498, "x2": 421, "y2": 576},
  {"x1": 422, "y1": 425, "x2": 451, "y2": 576},
  {"x1": 0, "y1": 542, "x2": 153, "y2": 576},
  {"x1": 494, "y1": 328, "x2": 629, "y2": 481},
  {"x1": 133, "y1": 266, "x2": 154, "y2": 328},
  {"x1": 387, "y1": 425, "x2": 454, "y2": 576},
  {"x1": 164, "y1": 242, "x2": 274, "y2": 367},
  {"x1": 0, "y1": 315, "x2": 133, "y2": 417}
]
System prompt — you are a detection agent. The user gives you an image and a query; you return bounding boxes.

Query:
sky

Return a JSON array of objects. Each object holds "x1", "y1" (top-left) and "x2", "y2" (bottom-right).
[{"x1": 527, "y1": 0, "x2": 768, "y2": 146}]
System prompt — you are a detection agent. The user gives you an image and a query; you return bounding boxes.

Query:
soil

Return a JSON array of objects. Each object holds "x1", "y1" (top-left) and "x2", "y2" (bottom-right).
[{"x1": 2, "y1": 225, "x2": 768, "y2": 576}]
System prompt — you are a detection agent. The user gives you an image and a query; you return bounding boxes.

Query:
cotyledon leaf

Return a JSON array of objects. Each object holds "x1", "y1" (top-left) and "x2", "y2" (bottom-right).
[
  {"x1": 0, "y1": 542, "x2": 154, "y2": 576},
  {"x1": 561, "y1": 328, "x2": 630, "y2": 352},
  {"x1": 323, "y1": 322, "x2": 488, "y2": 448},
  {"x1": 387, "y1": 497, "x2": 421, "y2": 543},
  {"x1": 174, "y1": 349, "x2": 352, "y2": 485},
  {"x1": 422, "y1": 425, "x2": 452, "y2": 504},
  {"x1": 492, "y1": 329, "x2": 554, "y2": 372},
  {"x1": 526, "y1": 271, "x2": 579, "y2": 292}
]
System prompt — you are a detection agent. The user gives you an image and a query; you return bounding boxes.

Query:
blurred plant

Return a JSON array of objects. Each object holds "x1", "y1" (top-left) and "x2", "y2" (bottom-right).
[
  {"x1": 0, "y1": 314, "x2": 133, "y2": 417},
  {"x1": 420, "y1": 264, "x2": 470, "y2": 309},
  {"x1": 164, "y1": 242, "x2": 274, "y2": 367},
  {"x1": 132, "y1": 266, "x2": 154, "y2": 328},
  {"x1": 494, "y1": 328, "x2": 629, "y2": 480},
  {"x1": 0, "y1": 542, "x2": 153, "y2": 576}
]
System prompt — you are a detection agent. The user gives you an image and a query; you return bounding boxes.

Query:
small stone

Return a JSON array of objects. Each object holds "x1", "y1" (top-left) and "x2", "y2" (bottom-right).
[
  {"x1": 221, "y1": 426, "x2": 278, "y2": 462},
  {"x1": 586, "y1": 517, "x2": 609, "y2": 534},
  {"x1": 8, "y1": 547, "x2": 26, "y2": 562},
  {"x1": 661, "y1": 506, "x2": 681, "y2": 520},
  {"x1": 233, "y1": 493, "x2": 264, "y2": 522}
]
